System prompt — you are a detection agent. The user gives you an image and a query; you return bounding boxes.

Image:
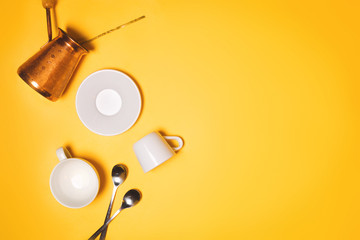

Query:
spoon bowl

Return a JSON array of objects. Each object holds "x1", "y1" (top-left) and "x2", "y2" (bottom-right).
[
  {"x1": 112, "y1": 164, "x2": 127, "y2": 187},
  {"x1": 122, "y1": 189, "x2": 142, "y2": 209}
]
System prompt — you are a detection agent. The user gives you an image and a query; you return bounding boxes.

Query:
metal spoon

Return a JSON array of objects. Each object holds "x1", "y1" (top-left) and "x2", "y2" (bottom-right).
[
  {"x1": 99, "y1": 164, "x2": 127, "y2": 240},
  {"x1": 88, "y1": 189, "x2": 142, "y2": 240}
]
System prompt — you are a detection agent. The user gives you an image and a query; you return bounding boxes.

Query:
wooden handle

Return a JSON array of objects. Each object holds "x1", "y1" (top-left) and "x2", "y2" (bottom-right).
[{"x1": 42, "y1": 0, "x2": 56, "y2": 9}]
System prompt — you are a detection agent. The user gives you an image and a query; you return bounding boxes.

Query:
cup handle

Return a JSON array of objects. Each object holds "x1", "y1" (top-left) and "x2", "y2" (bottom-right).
[
  {"x1": 56, "y1": 147, "x2": 72, "y2": 161},
  {"x1": 164, "y1": 136, "x2": 184, "y2": 151}
]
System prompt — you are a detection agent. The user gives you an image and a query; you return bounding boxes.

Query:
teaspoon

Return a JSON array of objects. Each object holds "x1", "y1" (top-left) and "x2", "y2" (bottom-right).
[{"x1": 88, "y1": 189, "x2": 142, "y2": 240}]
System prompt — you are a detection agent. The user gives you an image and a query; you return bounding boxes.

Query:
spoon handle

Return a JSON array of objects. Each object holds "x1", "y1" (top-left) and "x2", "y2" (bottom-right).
[
  {"x1": 99, "y1": 187, "x2": 117, "y2": 240},
  {"x1": 88, "y1": 208, "x2": 122, "y2": 240},
  {"x1": 80, "y1": 16, "x2": 145, "y2": 45}
]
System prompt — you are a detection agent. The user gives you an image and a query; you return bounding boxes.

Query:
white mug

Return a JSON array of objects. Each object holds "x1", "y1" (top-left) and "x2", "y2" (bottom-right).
[
  {"x1": 133, "y1": 132, "x2": 184, "y2": 173},
  {"x1": 50, "y1": 147, "x2": 100, "y2": 208}
]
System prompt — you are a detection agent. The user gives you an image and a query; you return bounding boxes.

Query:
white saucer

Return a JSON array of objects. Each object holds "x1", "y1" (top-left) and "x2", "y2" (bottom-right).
[{"x1": 76, "y1": 69, "x2": 142, "y2": 136}]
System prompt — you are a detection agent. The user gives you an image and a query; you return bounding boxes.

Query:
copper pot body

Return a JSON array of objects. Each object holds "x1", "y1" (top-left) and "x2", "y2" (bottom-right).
[{"x1": 18, "y1": 28, "x2": 88, "y2": 101}]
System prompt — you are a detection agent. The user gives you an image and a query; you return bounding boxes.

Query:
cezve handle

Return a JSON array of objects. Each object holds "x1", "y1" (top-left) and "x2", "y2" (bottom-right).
[{"x1": 42, "y1": 0, "x2": 57, "y2": 42}]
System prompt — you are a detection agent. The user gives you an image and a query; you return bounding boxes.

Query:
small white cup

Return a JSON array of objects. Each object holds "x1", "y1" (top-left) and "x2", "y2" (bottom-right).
[
  {"x1": 50, "y1": 147, "x2": 100, "y2": 208},
  {"x1": 133, "y1": 132, "x2": 184, "y2": 173}
]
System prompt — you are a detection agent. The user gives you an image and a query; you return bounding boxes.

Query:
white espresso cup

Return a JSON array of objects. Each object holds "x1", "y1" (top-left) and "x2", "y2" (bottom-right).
[
  {"x1": 133, "y1": 131, "x2": 184, "y2": 173},
  {"x1": 50, "y1": 147, "x2": 99, "y2": 208}
]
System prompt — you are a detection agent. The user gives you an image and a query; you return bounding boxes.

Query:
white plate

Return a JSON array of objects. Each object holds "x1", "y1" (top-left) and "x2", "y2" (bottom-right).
[{"x1": 76, "y1": 69, "x2": 142, "y2": 136}]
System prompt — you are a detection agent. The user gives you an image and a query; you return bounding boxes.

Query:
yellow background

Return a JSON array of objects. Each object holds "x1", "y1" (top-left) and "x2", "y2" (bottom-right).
[{"x1": 0, "y1": 0, "x2": 359, "y2": 239}]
